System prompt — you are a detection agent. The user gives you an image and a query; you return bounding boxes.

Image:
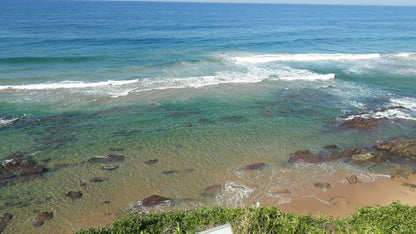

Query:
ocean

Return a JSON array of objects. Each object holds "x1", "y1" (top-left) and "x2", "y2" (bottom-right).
[{"x1": 1, "y1": 1, "x2": 416, "y2": 232}]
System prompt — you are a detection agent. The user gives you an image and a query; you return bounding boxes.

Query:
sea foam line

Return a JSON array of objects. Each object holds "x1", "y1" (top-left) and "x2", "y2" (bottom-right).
[
  {"x1": 0, "y1": 117, "x2": 18, "y2": 127},
  {"x1": 0, "y1": 79, "x2": 139, "y2": 90},
  {"x1": 231, "y1": 52, "x2": 415, "y2": 64}
]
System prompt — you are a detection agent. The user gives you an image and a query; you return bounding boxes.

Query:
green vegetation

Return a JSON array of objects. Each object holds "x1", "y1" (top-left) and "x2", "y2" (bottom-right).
[{"x1": 79, "y1": 202, "x2": 416, "y2": 233}]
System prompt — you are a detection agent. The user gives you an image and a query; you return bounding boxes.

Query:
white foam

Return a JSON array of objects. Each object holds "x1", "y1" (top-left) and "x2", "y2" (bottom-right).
[
  {"x1": 216, "y1": 181, "x2": 254, "y2": 207},
  {"x1": 0, "y1": 79, "x2": 139, "y2": 91},
  {"x1": 232, "y1": 53, "x2": 382, "y2": 63},
  {"x1": 344, "y1": 96, "x2": 416, "y2": 121},
  {"x1": 0, "y1": 117, "x2": 18, "y2": 127}
]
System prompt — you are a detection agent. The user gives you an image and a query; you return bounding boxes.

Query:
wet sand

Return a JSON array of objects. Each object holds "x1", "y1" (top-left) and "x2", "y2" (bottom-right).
[{"x1": 264, "y1": 174, "x2": 416, "y2": 218}]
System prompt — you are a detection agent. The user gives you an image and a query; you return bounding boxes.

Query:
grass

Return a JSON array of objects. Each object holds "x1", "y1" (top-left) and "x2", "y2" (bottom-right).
[{"x1": 78, "y1": 202, "x2": 416, "y2": 233}]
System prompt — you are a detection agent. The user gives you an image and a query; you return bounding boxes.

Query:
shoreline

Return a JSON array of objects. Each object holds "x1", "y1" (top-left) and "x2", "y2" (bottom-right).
[
  {"x1": 270, "y1": 174, "x2": 416, "y2": 218},
  {"x1": 75, "y1": 173, "x2": 416, "y2": 231}
]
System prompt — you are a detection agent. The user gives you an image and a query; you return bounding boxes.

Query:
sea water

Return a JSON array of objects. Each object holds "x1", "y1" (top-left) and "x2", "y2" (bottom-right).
[{"x1": 1, "y1": 1, "x2": 416, "y2": 233}]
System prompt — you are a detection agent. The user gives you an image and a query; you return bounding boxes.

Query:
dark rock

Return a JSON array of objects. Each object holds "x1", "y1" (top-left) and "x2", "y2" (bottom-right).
[
  {"x1": 329, "y1": 196, "x2": 350, "y2": 205},
  {"x1": 162, "y1": 168, "x2": 193, "y2": 174},
  {"x1": 37, "y1": 211, "x2": 53, "y2": 221},
  {"x1": 341, "y1": 117, "x2": 385, "y2": 129},
  {"x1": 288, "y1": 150, "x2": 322, "y2": 163},
  {"x1": 80, "y1": 182, "x2": 88, "y2": 187},
  {"x1": 324, "y1": 145, "x2": 338, "y2": 149},
  {"x1": 108, "y1": 148, "x2": 125, "y2": 152},
  {"x1": 87, "y1": 155, "x2": 125, "y2": 163},
  {"x1": 66, "y1": 191, "x2": 82, "y2": 200},
  {"x1": 221, "y1": 116, "x2": 245, "y2": 122},
  {"x1": 0, "y1": 159, "x2": 45, "y2": 185},
  {"x1": 103, "y1": 201, "x2": 111, "y2": 204},
  {"x1": 202, "y1": 184, "x2": 222, "y2": 196},
  {"x1": 162, "y1": 169, "x2": 180, "y2": 175},
  {"x1": 402, "y1": 182, "x2": 416, "y2": 189},
  {"x1": 90, "y1": 177, "x2": 105, "y2": 183},
  {"x1": 351, "y1": 149, "x2": 386, "y2": 163},
  {"x1": 141, "y1": 195, "x2": 171, "y2": 208},
  {"x1": 326, "y1": 148, "x2": 359, "y2": 161},
  {"x1": 101, "y1": 165, "x2": 119, "y2": 171},
  {"x1": 239, "y1": 162, "x2": 266, "y2": 170},
  {"x1": 198, "y1": 118, "x2": 214, "y2": 124},
  {"x1": 345, "y1": 175, "x2": 360, "y2": 184},
  {"x1": 182, "y1": 168, "x2": 194, "y2": 173},
  {"x1": 144, "y1": 159, "x2": 159, "y2": 165},
  {"x1": 314, "y1": 182, "x2": 331, "y2": 190},
  {"x1": 33, "y1": 220, "x2": 44, "y2": 227},
  {"x1": 0, "y1": 213, "x2": 13, "y2": 233},
  {"x1": 377, "y1": 139, "x2": 416, "y2": 158}
]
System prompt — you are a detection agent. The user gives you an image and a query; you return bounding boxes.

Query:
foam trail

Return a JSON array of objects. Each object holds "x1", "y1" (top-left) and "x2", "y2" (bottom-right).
[
  {"x1": 0, "y1": 117, "x2": 18, "y2": 127},
  {"x1": 0, "y1": 79, "x2": 139, "y2": 90},
  {"x1": 233, "y1": 53, "x2": 382, "y2": 63},
  {"x1": 344, "y1": 96, "x2": 416, "y2": 121}
]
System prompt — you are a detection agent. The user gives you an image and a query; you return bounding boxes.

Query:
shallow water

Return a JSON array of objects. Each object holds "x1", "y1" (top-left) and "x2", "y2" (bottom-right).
[{"x1": 1, "y1": 1, "x2": 416, "y2": 233}]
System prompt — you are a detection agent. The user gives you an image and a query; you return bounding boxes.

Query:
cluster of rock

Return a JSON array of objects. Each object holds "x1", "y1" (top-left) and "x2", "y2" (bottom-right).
[
  {"x1": 287, "y1": 138, "x2": 416, "y2": 165},
  {"x1": 0, "y1": 159, "x2": 46, "y2": 186}
]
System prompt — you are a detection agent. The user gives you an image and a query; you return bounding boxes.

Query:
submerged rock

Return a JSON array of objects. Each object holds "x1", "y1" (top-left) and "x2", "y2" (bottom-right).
[
  {"x1": 326, "y1": 148, "x2": 359, "y2": 161},
  {"x1": 329, "y1": 196, "x2": 350, "y2": 206},
  {"x1": 0, "y1": 213, "x2": 13, "y2": 233},
  {"x1": 202, "y1": 184, "x2": 222, "y2": 196},
  {"x1": 0, "y1": 159, "x2": 45, "y2": 185},
  {"x1": 351, "y1": 149, "x2": 386, "y2": 163},
  {"x1": 37, "y1": 211, "x2": 53, "y2": 221},
  {"x1": 239, "y1": 162, "x2": 266, "y2": 170},
  {"x1": 288, "y1": 150, "x2": 322, "y2": 163},
  {"x1": 390, "y1": 167, "x2": 414, "y2": 179},
  {"x1": 198, "y1": 118, "x2": 214, "y2": 124},
  {"x1": 167, "y1": 110, "x2": 198, "y2": 117},
  {"x1": 377, "y1": 139, "x2": 416, "y2": 158},
  {"x1": 33, "y1": 220, "x2": 44, "y2": 227},
  {"x1": 162, "y1": 169, "x2": 194, "y2": 174},
  {"x1": 66, "y1": 191, "x2": 82, "y2": 200},
  {"x1": 324, "y1": 144, "x2": 338, "y2": 149},
  {"x1": 221, "y1": 116, "x2": 245, "y2": 122},
  {"x1": 341, "y1": 117, "x2": 385, "y2": 129},
  {"x1": 402, "y1": 182, "x2": 416, "y2": 189},
  {"x1": 132, "y1": 195, "x2": 172, "y2": 210},
  {"x1": 87, "y1": 155, "x2": 125, "y2": 163},
  {"x1": 108, "y1": 148, "x2": 124, "y2": 152},
  {"x1": 90, "y1": 177, "x2": 105, "y2": 183},
  {"x1": 101, "y1": 165, "x2": 119, "y2": 171},
  {"x1": 314, "y1": 182, "x2": 331, "y2": 190},
  {"x1": 345, "y1": 175, "x2": 360, "y2": 184},
  {"x1": 162, "y1": 169, "x2": 180, "y2": 175},
  {"x1": 144, "y1": 159, "x2": 159, "y2": 165}
]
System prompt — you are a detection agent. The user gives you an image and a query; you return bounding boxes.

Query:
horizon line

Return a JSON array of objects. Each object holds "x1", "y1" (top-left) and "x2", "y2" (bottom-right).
[{"x1": 86, "y1": 0, "x2": 416, "y2": 7}]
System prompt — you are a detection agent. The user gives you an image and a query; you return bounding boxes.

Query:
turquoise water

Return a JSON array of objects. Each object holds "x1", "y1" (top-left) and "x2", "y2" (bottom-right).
[{"x1": 1, "y1": 1, "x2": 416, "y2": 233}]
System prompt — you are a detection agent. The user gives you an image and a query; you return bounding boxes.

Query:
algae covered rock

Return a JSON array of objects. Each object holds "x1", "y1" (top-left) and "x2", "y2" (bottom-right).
[
  {"x1": 351, "y1": 149, "x2": 386, "y2": 163},
  {"x1": 377, "y1": 139, "x2": 416, "y2": 158}
]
